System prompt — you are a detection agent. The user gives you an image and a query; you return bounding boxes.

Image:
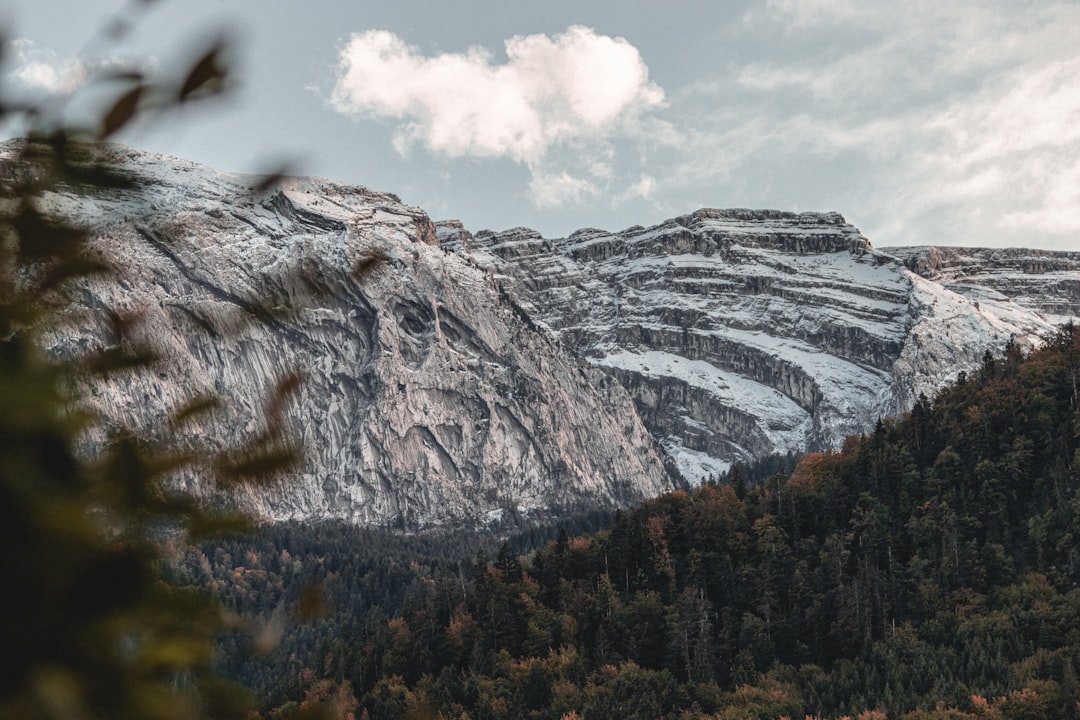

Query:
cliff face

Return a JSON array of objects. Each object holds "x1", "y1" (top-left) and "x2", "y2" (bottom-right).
[
  {"x1": 444, "y1": 210, "x2": 1078, "y2": 482},
  {"x1": 29, "y1": 146, "x2": 1080, "y2": 522},
  {"x1": 887, "y1": 246, "x2": 1080, "y2": 322},
  {"x1": 42, "y1": 147, "x2": 674, "y2": 528}
]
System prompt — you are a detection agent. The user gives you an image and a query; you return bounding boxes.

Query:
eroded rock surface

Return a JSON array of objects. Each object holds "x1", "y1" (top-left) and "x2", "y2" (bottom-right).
[
  {"x1": 38, "y1": 147, "x2": 673, "y2": 528},
  {"x1": 25, "y1": 144, "x2": 1080, "y2": 520},
  {"x1": 444, "y1": 210, "x2": 1079, "y2": 482},
  {"x1": 888, "y1": 246, "x2": 1080, "y2": 323}
]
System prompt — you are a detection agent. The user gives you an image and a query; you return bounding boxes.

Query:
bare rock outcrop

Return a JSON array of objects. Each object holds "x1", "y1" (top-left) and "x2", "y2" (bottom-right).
[
  {"x1": 40, "y1": 146, "x2": 674, "y2": 528},
  {"x1": 446, "y1": 211, "x2": 1078, "y2": 483},
  {"x1": 26, "y1": 144, "x2": 1080, "y2": 516}
]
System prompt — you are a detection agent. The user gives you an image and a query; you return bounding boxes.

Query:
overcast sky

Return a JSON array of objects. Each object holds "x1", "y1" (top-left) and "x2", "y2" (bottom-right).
[{"x1": 2, "y1": 1, "x2": 1078, "y2": 250}]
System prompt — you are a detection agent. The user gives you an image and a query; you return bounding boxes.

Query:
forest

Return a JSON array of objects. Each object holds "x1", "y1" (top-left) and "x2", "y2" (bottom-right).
[{"x1": 168, "y1": 325, "x2": 1080, "y2": 719}]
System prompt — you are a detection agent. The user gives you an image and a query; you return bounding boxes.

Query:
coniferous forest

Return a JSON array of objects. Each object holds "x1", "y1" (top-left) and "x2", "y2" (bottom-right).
[{"x1": 169, "y1": 325, "x2": 1080, "y2": 719}]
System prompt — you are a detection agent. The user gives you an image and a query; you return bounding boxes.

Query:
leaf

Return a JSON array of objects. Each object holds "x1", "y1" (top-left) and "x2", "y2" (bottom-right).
[
  {"x1": 99, "y1": 85, "x2": 144, "y2": 139},
  {"x1": 143, "y1": 449, "x2": 200, "y2": 481},
  {"x1": 83, "y1": 345, "x2": 157, "y2": 375},
  {"x1": 170, "y1": 395, "x2": 222, "y2": 427},
  {"x1": 104, "y1": 306, "x2": 148, "y2": 342},
  {"x1": 13, "y1": 203, "x2": 88, "y2": 261},
  {"x1": 178, "y1": 44, "x2": 227, "y2": 102},
  {"x1": 352, "y1": 251, "x2": 387, "y2": 281},
  {"x1": 296, "y1": 581, "x2": 328, "y2": 621},
  {"x1": 250, "y1": 164, "x2": 294, "y2": 195},
  {"x1": 59, "y1": 161, "x2": 137, "y2": 191},
  {"x1": 186, "y1": 511, "x2": 257, "y2": 541},
  {"x1": 138, "y1": 635, "x2": 213, "y2": 671},
  {"x1": 271, "y1": 369, "x2": 304, "y2": 406},
  {"x1": 38, "y1": 256, "x2": 112, "y2": 292},
  {"x1": 264, "y1": 370, "x2": 305, "y2": 433},
  {"x1": 215, "y1": 443, "x2": 300, "y2": 484},
  {"x1": 195, "y1": 676, "x2": 255, "y2": 720},
  {"x1": 94, "y1": 69, "x2": 145, "y2": 85}
]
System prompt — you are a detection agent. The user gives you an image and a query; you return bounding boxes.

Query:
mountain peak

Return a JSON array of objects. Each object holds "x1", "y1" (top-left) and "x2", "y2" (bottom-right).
[{"x1": 22, "y1": 147, "x2": 1080, "y2": 520}]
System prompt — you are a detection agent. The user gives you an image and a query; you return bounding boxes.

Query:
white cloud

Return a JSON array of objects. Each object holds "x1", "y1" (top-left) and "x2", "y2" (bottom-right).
[
  {"x1": 6, "y1": 38, "x2": 86, "y2": 95},
  {"x1": 329, "y1": 26, "x2": 664, "y2": 206},
  {"x1": 922, "y1": 56, "x2": 1080, "y2": 237},
  {"x1": 529, "y1": 171, "x2": 597, "y2": 208},
  {"x1": 851, "y1": 47, "x2": 1080, "y2": 246},
  {"x1": 617, "y1": 174, "x2": 657, "y2": 204},
  {"x1": 931, "y1": 58, "x2": 1080, "y2": 168},
  {"x1": 670, "y1": 1, "x2": 1080, "y2": 249},
  {"x1": 761, "y1": 0, "x2": 865, "y2": 30}
]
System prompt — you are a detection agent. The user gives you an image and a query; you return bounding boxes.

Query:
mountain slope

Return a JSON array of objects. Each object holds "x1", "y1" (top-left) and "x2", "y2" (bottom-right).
[
  {"x1": 22, "y1": 145, "x2": 1080, "y2": 520},
  {"x1": 442, "y1": 210, "x2": 1077, "y2": 482},
  {"x1": 189, "y1": 325, "x2": 1080, "y2": 720},
  {"x1": 34, "y1": 145, "x2": 674, "y2": 528},
  {"x1": 889, "y1": 245, "x2": 1080, "y2": 323}
]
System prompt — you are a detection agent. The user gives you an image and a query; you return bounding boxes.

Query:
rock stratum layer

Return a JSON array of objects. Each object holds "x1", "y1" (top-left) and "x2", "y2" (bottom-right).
[
  {"x1": 18, "y1": 146, "x2": 1080, "y2": 524},
  {"x1": 888, "y1": 246, "x2": 1080, "y2": 322},
  {"x1": 443, "y1": 210, "x2": 1079, "y2": 482}
]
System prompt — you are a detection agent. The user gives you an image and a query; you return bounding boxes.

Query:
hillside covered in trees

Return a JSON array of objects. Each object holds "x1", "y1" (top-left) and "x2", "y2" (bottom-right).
[{"x1": 173, "y1": 324, "x2": 1080, "y2": 719}]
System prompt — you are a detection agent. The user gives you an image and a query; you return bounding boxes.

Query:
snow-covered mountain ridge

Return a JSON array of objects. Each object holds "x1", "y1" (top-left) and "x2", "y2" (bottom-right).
[
  {"x1": 17, "y1": 145, "x2": 1079, "y2": 523},
  {"x1": 441, "y1": 209, "x2": 1079, "y2": 482},
  {"x1": 888, "y1": 246, "x2": 1080, "y2": 324}
]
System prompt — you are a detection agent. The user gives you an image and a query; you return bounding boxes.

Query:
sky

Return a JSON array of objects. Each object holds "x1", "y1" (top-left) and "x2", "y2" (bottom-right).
[{"x1": 1, "y1": 0, "x2": 1078, "y2": 250}]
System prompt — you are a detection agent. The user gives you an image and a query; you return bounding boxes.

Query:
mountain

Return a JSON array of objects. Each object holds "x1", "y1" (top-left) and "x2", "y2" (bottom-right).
[
  {"x1": 888, "y1": 245, "x2": 1080, "y2": 322},
  {"x1": 19, "y1": 145, "x2": 1080, "y2": 524},
  {"x1": 443, "y1": 211, "x2": 1078, "y2": 482},
  {"x1": 30, "y1": 145, "x2": 673, "y2": 529}
]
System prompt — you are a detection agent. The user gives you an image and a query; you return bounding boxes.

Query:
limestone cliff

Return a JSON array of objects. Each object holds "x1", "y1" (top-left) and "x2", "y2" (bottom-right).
[
  {"x1": 23, "y1": 145, "x2": 1080, "y2": 519},
  {"x1": 38, "y1": 146, "x2": 674, "y2": 528},
  {"x1": 888, "y1": 246, "x2": 1080, "y2": 323},
  {"x1": 444, "y1": 210, "x2": 1078, "y2": 482}
]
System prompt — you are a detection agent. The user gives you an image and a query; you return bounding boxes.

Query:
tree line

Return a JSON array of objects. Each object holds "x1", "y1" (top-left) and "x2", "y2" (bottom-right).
[{"x1": 173, "y1": 325, "x2": 1080, "y2": 719}]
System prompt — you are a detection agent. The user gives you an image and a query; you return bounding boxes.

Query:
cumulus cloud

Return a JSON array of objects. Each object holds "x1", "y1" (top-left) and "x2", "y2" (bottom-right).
[
  {"x1": 330, "y1": 26, "x2": 665, "y2": 206},
  {"x1": 529, "y1": 172, "x2": 598, "y2": 208},
  {"x1": 5, "y1": 38, "x2": 87, "y2": 96}
]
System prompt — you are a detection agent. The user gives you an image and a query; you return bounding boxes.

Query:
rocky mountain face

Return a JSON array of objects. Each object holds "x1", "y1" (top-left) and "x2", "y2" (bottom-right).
[
  {"x1": 443, "y1": 210, "x2": 1079, "y2": 482},
  {"x1": 888, "y1": 246, "x2": 1080, "y2": 323},
  {"x1": 21, "y1": 146, "x2": 1080, "y2": 524},
  {"x1": 32, "y1": 146, "x2": 673, "y2": 528}
]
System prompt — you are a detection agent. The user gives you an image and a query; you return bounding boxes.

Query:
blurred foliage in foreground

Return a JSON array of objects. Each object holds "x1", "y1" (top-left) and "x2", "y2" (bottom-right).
[{"x1": 0, "y1": 10, "x2": 301, "y2": 719}]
